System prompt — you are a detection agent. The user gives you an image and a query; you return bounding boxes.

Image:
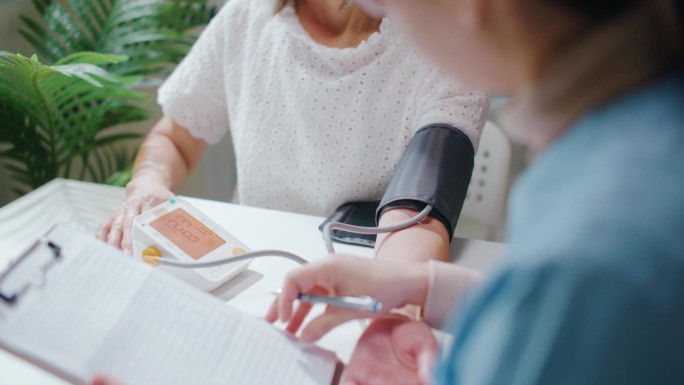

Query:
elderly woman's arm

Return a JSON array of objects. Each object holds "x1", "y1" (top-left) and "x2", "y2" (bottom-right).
[
  {"x1": 97, "y1": 116, "x2": 207, "y2": 254},
  {"x1": 373, "y1": 123, "x2": 479, "y2": 264},
  {"x1": 375, "y1": 208, "x2": 451, "y2": 262}
]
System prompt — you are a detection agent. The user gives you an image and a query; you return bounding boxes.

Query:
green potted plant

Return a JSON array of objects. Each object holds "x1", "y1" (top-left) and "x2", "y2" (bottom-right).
[
  {"x1": 0, "y1": 0, "x2": 217, "y2": 195},
  {"x1": 0, "y1": 51, "x2": 146, "y2": 194}
]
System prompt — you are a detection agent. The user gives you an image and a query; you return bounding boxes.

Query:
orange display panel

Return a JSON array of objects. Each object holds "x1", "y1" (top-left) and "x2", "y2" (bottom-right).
[{"x1": 150, "y1": 208, "x2": 226, "y2": 260}]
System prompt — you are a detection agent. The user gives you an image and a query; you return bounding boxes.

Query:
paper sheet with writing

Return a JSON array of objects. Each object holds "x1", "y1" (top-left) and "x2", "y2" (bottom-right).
[{"x1": 0, "y1": 225, "x2": 336, "y2": 385}]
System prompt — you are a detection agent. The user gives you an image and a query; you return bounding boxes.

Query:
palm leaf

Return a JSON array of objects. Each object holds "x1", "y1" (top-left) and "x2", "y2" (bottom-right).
[
  {"x1": 105, "y1": 163, "x2": 134, "y2": 187},
  {"x1": 20, "y1": 0, "x2": 217, "y2": 80},
  {"x1": 91, "y1": 144, "x2": 138, "y2": 185},
  {"x1": 5, "y1": 0, "x2": 217, "y2": 197},
  {"x1": 0, "y1": 52, "x2": 146, "y2": 192}
]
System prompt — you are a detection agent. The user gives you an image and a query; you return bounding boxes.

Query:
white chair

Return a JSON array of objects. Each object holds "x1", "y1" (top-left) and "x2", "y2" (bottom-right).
[{"x1": 455, "y1": 121, "x2": 512, "y2": 242}]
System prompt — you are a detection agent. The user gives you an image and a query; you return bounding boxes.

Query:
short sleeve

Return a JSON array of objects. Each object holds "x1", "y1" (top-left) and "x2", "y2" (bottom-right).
[
  {"x1": 414, "y1": 67, "x2": 488, "y2": 150},
  {"x1": 435, "y1": 259, "x2": 684, "y2": 385},
  {"x1": 157, "y1": 3, "x2": 236, "y2": 145}
]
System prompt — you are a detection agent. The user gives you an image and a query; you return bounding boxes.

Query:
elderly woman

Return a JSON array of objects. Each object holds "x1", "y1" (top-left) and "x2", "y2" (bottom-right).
[
  {"x1": 97, "y1": 0, "x2": 488, "y2": 268},
  {"x1": 271, "y1": 0, "x2": 684, "y2": 384}
]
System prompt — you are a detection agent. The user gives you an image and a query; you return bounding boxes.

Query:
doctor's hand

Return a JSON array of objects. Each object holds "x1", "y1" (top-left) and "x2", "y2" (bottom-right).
[
  {"x1": 342, "y1": 317, "x2": 437, "y2": 385},
  {"x1": 265, "y1": 255, "x2": 430, "y2": 342},
  {"x1": 97, "y1": 177, "x2": 174, "y2": 255}
]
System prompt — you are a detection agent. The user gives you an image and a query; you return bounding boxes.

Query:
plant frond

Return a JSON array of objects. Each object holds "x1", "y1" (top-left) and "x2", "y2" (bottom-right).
[
  {"x1": 7, "y1": 0, "x2": 218, "y2": 195},
  {"x1": 20, "y1": 0, "x2": 218, "y2": 79},
  {"x1": 0, "y1": 52, "x2": 145, "y2": 190}
]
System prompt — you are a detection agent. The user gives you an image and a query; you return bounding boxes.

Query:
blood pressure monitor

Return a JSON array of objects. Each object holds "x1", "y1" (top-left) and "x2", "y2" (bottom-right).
[{"x1": 132, "y1": 198, "x2": 251, "y2": 291}]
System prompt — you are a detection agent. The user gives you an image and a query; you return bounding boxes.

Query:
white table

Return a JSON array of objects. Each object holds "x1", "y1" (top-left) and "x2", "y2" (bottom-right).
[{"x1": 0, "y1": 179, "x2": 508, "y2": 384}]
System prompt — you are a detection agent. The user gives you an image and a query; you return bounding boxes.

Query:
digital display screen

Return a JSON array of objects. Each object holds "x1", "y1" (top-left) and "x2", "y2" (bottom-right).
[{"x1": 150, "y1": 208, "x2": 226, "y2": 260}]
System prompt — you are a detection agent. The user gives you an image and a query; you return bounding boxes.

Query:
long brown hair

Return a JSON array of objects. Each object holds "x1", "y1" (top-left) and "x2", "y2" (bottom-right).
[
  {"x1": 273, "y1": 0, "x2": 355, "y2": 13},
  {"x1": 673, "y1": 0, "x2": 684, "y2": 69},
  {"x1": 274, "y1": 0, "x2": 290, "y2": 13},
  {"x1": 548, "y1": 0, "x2": 683, "y2": 71}
]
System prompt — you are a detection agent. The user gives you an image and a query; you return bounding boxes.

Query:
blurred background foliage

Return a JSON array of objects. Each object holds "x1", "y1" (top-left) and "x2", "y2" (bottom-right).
[{"x1": 0, "y1": 0, "x2": 217, "y2": 196}]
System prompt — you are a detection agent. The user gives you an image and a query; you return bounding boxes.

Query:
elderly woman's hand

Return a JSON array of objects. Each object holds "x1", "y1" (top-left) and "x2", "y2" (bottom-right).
[
  {"x1": 96, "y1": 116, "x2": 208, "y2": 256},
  {"x1": 96, "y1": 177, "x2": 174, "y2": 255}
]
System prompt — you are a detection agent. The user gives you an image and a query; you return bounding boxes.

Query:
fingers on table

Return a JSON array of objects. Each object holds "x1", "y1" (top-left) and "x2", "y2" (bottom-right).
[
  {"x1": 278, "y1": 266, "x2": 326, "y2": 323},
  {"x1": 105, "y1": 212, "x2": 127, "y2": 249},
  {"x1": 300, "y1": 307, "x2": 369, "y2": 343},
  {"x1": 99, "y1": 202, "x2": 142, "y2": 251},
  {"x1": 265, "y1": 299, "x2": 277, "y2": 323},
  {"x1": 265, "y1": 285, "x2": 325, "y2": 336},
  {"x1": 268, "y1": 299, "x2": 372, "y2": 343},
  {"x1": 264, "y1": 298, "x2": 315, "y2": 335},
  {"x1": 120, "y1": 203, "x2": 143, "y2": 255},
  {"x1": 96, "y1": 216, "x2": 113, "y2": 241},
  {"x1": 285, "y1": 301, "x2": 315, "y2": 334}
]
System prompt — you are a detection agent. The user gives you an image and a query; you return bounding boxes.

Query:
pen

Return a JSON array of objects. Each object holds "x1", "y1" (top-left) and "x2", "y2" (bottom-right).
[
  {"x1": 299, "y1": 293, "x2": 384, "y2": 313},
  {"x1": 272, "y1": 291, "x2": 384, "y2": 313}
]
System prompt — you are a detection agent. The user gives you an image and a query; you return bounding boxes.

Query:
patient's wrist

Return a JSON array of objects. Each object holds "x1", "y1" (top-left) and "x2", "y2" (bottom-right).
[{"x1": 125, "y1": 172, "x2": 168, "y2": 195}]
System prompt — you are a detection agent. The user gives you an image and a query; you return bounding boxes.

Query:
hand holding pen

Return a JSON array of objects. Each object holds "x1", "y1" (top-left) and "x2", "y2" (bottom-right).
[
  {"x1": 271, "y1": 291, "x2": 384, "y2": 312},
  {"x1": 265, "y1": 254, "x2": 431, "y2": 343}
]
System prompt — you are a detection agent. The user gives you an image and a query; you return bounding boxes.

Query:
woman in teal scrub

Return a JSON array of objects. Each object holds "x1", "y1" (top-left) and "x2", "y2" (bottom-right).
[
  {"x1": 96, "y1": 0, "x2": 684, "y2": 383},
  {"x1": 270, "y1": 0, "x2": 684, "y2": 384}
]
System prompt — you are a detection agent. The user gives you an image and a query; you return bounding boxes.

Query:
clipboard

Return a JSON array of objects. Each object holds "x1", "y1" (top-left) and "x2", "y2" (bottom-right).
[
  {"x1": 0, "y1": 235, "x2": 85, "y2": 384},
  {"x1": 0, "y1": 235, "x2": 65, "y2": 305},
  {"x1": 0, "y1": 225, "x2": 340, "y2": 385}
]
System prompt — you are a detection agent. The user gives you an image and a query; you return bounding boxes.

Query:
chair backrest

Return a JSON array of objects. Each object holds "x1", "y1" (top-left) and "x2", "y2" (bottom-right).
[{"x1": 460, "y1": 121, "x2": 512, "y2": 236}]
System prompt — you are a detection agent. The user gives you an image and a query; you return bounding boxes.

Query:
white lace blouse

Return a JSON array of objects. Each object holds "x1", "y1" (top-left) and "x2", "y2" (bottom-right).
[{"x1": 158, "y1": 0, "x2": 488, "y2": 217}]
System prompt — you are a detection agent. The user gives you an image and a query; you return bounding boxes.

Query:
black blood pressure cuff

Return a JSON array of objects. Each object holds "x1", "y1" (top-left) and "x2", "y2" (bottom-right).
[{"x1": 376, "y1": 124, "x2": 475, "y2": 240}]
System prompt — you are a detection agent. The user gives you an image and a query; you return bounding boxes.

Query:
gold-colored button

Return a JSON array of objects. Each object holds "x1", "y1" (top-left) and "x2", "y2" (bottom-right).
[
  {"x1": 141, "y1": 246, "x2": 162, "y2": 267},
  {"x1": 232, "y1": 247, "x2": 247, "y2": 256},
  {"x1": 142, "y1": 246, "x2": 161, "y2": 257}
]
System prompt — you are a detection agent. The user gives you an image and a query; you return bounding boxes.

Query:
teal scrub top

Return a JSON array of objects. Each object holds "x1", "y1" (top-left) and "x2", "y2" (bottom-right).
[{"x1": 436, "y1": 75, "x2": 684, "y2": 385}]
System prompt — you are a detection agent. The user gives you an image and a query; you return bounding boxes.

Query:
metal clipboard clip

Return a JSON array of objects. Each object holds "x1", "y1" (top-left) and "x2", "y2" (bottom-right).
[{"x1": 0, "y1": 238, "x2": 62, "y2": 305}]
